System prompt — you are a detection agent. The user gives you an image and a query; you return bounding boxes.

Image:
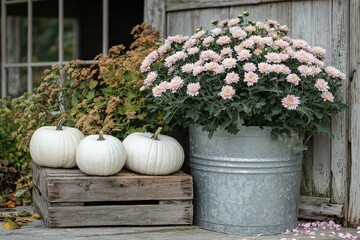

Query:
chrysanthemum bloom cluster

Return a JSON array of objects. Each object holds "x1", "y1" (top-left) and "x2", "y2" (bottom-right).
[{"x1": 140, "y1": 13, "x2": 346, "y2": 138}]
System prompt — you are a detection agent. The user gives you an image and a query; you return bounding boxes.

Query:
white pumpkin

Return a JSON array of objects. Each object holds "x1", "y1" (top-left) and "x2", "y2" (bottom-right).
[
  {"x1": 76, "y1": 131, "x2": 126, "y2": 176},
  {"x1": 30, "y1": 118, "x2": 85, "y2": 168},
  {"x1": 123, "y1": 127, "x2": 184, "y2": 175}
]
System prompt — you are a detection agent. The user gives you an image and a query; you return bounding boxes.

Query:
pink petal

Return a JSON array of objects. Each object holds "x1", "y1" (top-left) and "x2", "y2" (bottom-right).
[
  {"x1": 310, "y1": 236, "x2": 316, "y2": 239},
  {"x1": 320, "y1": 233, "x2": 326, "y2": 236}
]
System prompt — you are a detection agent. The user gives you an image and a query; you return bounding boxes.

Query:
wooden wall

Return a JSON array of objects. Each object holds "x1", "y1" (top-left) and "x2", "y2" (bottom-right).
[{"x1": 144, "y1": 0, "x2": 359, "y2": 225}]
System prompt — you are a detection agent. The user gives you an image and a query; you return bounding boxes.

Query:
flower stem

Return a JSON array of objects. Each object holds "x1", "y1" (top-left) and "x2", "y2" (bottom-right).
[
  {"x1": 56, "y1": 118, "x2": 66, "y2": 131},
  {"x1": 98, "y1": 131, "x2": 105, "y2": 141},
  {"x1": 151, "y1": 127, "x2": 163, "y2": 140}
]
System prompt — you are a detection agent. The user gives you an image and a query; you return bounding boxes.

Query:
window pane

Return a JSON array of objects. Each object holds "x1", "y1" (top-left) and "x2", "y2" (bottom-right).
[
  {"x1": 6, "y1": 67, "x2": 27, "y2": 98},
  {"x1": 109, "y1": 0, "x2": 144, "y2": 49},
  {"x1": 64, "y1": 18, "x2": 78, "y2": 61},
  {"x1": 33, "y1": 0, "x2": 59, "y2": 62},
  {"x1": 33, "y1": 67, "x2": 50, "y2": 89},
  {"x1": 6, "y1": 3, "x2": 28, "y2": 64},
  {"x1": 64, "y1": 0, "x2": 102, "y2": 60}
]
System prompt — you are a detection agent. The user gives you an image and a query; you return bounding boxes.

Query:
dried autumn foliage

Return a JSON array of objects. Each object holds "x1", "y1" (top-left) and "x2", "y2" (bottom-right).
[{"x1": 0, "y1": 23, "x2": 162, "y2": 206}]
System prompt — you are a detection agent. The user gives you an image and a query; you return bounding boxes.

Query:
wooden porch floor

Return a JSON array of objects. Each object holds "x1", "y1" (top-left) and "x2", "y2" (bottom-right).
[{"x1": 1, "y1": 206, "x2": 359, "y2": 240}]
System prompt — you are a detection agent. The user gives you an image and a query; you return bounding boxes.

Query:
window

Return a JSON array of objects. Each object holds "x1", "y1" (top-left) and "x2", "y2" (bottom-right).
[{"x1": 1, "y1": 0, "x2": 144, "y2": 98}]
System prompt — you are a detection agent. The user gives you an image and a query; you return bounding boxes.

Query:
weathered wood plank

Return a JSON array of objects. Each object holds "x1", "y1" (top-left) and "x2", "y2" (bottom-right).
[
  {"x1": 32, "y1": 163, "x2": 193, "y2": 203},
  {"x1": 349, "y1": 0, "x2": 360, "y2": 225},
  {"x1": 330, "y1": 0, "x2": 350, "y2": 206},
  {"x1": 166, "y1": 11, "x2": 194, "y2": 36},
  {"x1": 166, "y1": 0, "x2": 308, "y2": 12},
  {"x1": 299, "y1": 196, "x2": 344, "y2": 221},
  {"x1": 144, "y1": 0, "x2": 166, "y2": 36},
  {"x1": 34, "y1": 184, "x2": 193, "y2": 228}
]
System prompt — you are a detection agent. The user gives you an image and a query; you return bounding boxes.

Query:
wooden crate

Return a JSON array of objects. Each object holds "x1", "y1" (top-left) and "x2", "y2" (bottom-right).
[{"x1": 32, "y1": 163, "x2": 193, "y2": 227}]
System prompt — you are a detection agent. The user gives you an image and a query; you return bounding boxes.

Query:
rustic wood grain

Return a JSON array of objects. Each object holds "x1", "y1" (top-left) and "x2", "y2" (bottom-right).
[
  {"x1": 299, "y1": 196, "x2": 344, "y2": 220},
  {"x1": 330, "y1": 0, "x2": 350, "y2": 207},
  {"x1": 349, "y1": 0, "x2": 360, "y2": 225},
  {"x1": 166, "y1": 0, "x2": 308, "y2": 12},
  {"x1": 32, "y1": 164, "x2": 193, "y2": 202},
  {"x1": 34, "y1": 186, "x2": 193, "y2": 227},
  {"x1": 144, "y1": 0, "x2": 166, "y2": 35}
]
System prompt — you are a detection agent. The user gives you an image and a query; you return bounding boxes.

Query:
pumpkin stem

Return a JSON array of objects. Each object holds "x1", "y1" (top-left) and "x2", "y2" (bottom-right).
[
  {"x1": 151, "y1": 127, "x2": 163, "y2": 140},
  {"x1": 98, "y1": 131, "x2": 105, "y2": 141},
  {"x1": 56, "y1": 118, "x2": 66, "y2": 131}
]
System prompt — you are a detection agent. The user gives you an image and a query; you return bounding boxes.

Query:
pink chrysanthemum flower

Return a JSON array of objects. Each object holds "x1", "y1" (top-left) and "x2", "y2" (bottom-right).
[
  {"x1": 225, "y1": 72, "x2": 240, "y2": 84},
  {"x1": 282, "y1": 95, "x2": 300, "y2": 110},
  {"x1": 274, "y1": 39, "x2": 290, "y2": 48},
  {"x1": 222, "y1": 58, "x2": 237, "y2": 69},
  {"x1": 254, "y1": 48, "x2": 263, "y2": 55},
  {"x1": 211, "y1": 53, "x2": 222, "y2": 62},
  {"x1": 228, "y1": 18, "x2": 240, "y2": 26},
  {"x1": 158, "y1": 81, "x2": 169, "y2": 92},
  {"x1": 244, "y1": 25, "x2": 256, "y2": 32},
  {"x1": 183, "y1": 38, "x2": 197, "y2": 49},
  {"x1": 192, "y1": 66, "x2": 204, "y2": 76},
  {"x1": 237, "y1": 50, "x2": 252, "y2": 61},
  {"x1": 295, "y1": 50, "x2": 316, "y2": 63},
  {"x1": 292, "y1": 39, "x2": 309, "y2": 49},
  {"x1": 244, "y1": 71, "x2": 259, "y2": 86},
  {"x1": 158, "y1": 43, "x2": 171, "y2": 56},
  {"x1": 285, "y1": 46, "x2": 296, "y2": 57},
  {"x1": 313, "y1": 59, "x2": 325, "y2": 68},
  {"x1": 297, "y1": 65, "x2": 313, "y2": 77},
  {"x1": 200, "y1": 50, "x2": 217, "y2": 61},
  {"x1": 243, "y1": 63, "x2": 257, "y2": 72},
  {"x1": 187, "y1": 47, "x2": 200, "y2": 55},
  {"x1": 187, "y1": 82, "x2": 201, "y2": 96},
  {"x1": 152, "y1": 86, "x2": 163, "y2": 97},
  {"x1": 286, "y1": 74, "x2": 301, "y2": 85},
  {"x1": 140, "y1": 50, "x2": 158, "y2": 73},
  {"x1": 203, "y1": 62, "x2": 217, "y2": 71},
  {"x1": 212, "y1": 64, "x2": 225, "y2": 74},
  {"x1": 220, "y1": 47, "x2": 233, "y2": 56},
  {"x1": 260, "y1": 37, "x2": 273, "y2": 46},
  {"x1": 321, "y1": 91, "x2": 334, "y2": 102},
  {"x1": 219, "y1": 85, "x2": 236, "y2": 99},
  {"x1": 240, "y1": 39, "x2": 255, "y2": 48},
  {"x1": 203, "y1": 36, "x2": 214, "y2": 47},
  {"x1": 168, "y1": 76, "x2": 184, "y2": 93},
  {"x1": 315, "y1": 79, "x2": 330, "y2": 92},
  {"x1": 325, "y1": 66, "x2": 346, "y2": 80},
  {"x1": 265, "y1": 52, "x2": 281, "y2": 63},
  {"x1": 229, "y1": 26, "x2": 247, "y2": 39},
  {"x1": 211, "y1": 28, "x2": 222, "y2": 36},
  {"x1": 193, "y1": 30, "x2": 206, "y2": 39},
  {"x1": 143, "y1": 71, "x2": 158, "y2": 86},
  {"x1": 216, "y1": 36, "x2": 231, "y2": 45},
  {"x1": 258, "y1": 62, "x2": 272, "y2": 74},
  {"x1": 311, "y1": 46, "x2": 326, "y2": 57},
  {"x1": 164, "y1": 56, "x2": 176, "y2": 68},
  {"x1": 271, "y1": 64, "x2": 286, "y2": 74},
  {"x1": 279, "y1": 53, "x2": 289, "y2": 61},
  {"x1": 181, "y1": 63, "x2": 195, "y2": 73}
]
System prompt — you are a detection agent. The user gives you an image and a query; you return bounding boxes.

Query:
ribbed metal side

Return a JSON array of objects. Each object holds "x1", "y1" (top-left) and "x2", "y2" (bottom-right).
[{"x1": 189, "y1": 126, "x2": 303, "y2": 235}]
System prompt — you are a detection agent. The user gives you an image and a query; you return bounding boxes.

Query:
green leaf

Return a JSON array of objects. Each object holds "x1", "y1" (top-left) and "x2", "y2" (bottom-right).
[
  {"x1": 315, "y1": 123, "x2": 334, "y2": 138},
  {"x1": 86, "y1": 90, "x2": 95, "y2": 102},
  {"x1": 236, "y1": 114, "x2": 244, "y2": 129},
  {"x1": 89, "y1": 80, "x2": 98, "y2": 90}
]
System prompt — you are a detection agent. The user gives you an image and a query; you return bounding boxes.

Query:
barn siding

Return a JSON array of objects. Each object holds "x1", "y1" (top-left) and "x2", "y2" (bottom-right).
[
  {"x1": 144, "y1": 0, "x2": 357, "y2": 224},
  {"x1": 349, "y1": 0, "x2": 360, "y2": 225}
]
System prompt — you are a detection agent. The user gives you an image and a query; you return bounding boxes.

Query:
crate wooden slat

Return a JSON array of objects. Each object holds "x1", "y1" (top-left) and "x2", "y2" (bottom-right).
[{"x1": 32, "y1": 163, "x2": 193, "y2": 227}]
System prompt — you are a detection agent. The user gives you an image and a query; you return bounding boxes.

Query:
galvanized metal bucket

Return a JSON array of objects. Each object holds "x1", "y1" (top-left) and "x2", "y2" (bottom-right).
[{"x1": 189, "y1": 126, "x2": 303, "y2": 235}]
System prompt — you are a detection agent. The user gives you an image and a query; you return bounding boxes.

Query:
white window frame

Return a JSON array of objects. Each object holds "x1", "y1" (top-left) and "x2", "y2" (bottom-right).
[{"x1": 1, "y1": 0, "x2": 109, "y2": 98}]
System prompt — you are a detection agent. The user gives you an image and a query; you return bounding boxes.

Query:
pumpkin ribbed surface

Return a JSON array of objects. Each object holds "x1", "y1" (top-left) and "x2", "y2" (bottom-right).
[
  {"x1": 123, "y1": 132, "x2": 184, "y2": 175},
  {"x1": 30, "y1": 126, "x2": 85, "y2": 168},
  {"x1": 76, "y1": 134, "x2": 126, "y2": 176}
]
